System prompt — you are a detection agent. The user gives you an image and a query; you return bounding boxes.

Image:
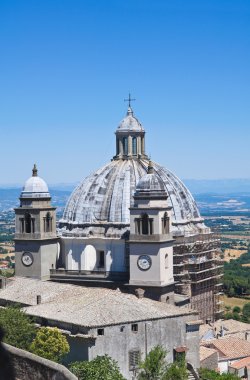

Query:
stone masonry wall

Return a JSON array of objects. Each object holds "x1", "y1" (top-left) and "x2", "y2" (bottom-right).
[
  {"x1": 4, "y1": 343, "x2": 77, "y2": 380},
  {"x1": 200, "y1": 351, "x2": 218, "y2": 371}
]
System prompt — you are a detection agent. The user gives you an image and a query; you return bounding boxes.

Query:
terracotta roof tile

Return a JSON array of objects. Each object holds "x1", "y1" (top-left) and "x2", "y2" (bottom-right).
[
  {"x1": 200, "y1": 346, "x2": 218, "y2": 361},
  {"x1": 206, "y1": 337, "x2": 250, "y2": 360}
]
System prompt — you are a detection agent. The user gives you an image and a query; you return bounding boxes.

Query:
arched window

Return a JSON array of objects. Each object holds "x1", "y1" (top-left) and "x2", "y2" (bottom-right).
[
  {"x1": 44, "y1": 212, "x2": 52, "y2": 233},
  {"x1": 165, "y1": 253, "x2": 168, "y2": 268},
  {"x1": 162, "y1": 212, "x2": 169, "y2": 234},
  {"x1": 142, "y1": 213, "x2": 149, "y2": 235},
  {"x1": 132, "y1": 137, "x2": 137, "y2": 155},
  {"x1": 25, "y1": 213, "x2": 32, "y2": 233},
  {"x1": 122, "y1": 137, "x2": 128, "y2": 155}
]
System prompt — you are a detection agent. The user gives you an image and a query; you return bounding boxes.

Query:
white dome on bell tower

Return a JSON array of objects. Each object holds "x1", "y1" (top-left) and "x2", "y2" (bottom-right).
[{"x1": 21, "y1": 164, "x2": 51, "y2": 199}]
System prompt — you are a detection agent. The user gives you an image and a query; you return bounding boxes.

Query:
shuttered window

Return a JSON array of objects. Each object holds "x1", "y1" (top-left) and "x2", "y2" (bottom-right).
[{"x1": 129, "y1": 350, "x2": 140, "y2": 370}]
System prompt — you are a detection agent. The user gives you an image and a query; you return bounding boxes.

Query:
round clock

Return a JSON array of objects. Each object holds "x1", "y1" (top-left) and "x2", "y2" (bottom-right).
[
  {"x1": 137, "y1": 255, "x2": 152, "y2": 271},
  {"x1": 22, "y1": 252, "x2": 34, "y2": 267}
]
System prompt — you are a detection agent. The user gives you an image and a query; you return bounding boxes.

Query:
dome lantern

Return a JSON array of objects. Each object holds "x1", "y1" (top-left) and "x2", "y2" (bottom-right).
[{"x1": 114, "y1": 96, "x2": 147, "y2": 160}]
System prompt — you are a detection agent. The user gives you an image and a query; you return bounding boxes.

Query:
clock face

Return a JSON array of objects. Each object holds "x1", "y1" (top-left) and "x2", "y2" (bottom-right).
[
  {"x1": 137, "y1": 255, "x2": 152, "y2": 271},
  {"x1": 22, "y1": 252, "x2": 34, "y2": 267}
]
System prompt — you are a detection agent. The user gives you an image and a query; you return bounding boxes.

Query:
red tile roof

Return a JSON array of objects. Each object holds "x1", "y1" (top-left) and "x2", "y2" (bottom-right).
[
  {"x1": 207, "y1": 337, "x2": 250, "y2": 360},
  {"x1": 229, "y1": 356, "x2": 250, "y2": 369}
]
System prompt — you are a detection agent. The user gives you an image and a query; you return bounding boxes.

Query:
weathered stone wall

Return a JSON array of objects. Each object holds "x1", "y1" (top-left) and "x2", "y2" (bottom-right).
[
  {"x1": 88, "y1": 313, "x2": 200, "y2": 380},
  {"x1": 200, "y1": 351, "x2": 218, "y2": 371},
  {"x1": 4, "y1": 343, "x2": 77, "y2": 380}
]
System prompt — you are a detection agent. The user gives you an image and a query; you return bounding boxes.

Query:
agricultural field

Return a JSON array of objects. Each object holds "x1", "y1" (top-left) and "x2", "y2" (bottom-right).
[
  {"x1": 222, "y1": 295, "x2": 250, "y2": 309},
  {"x1": 223, "y1": 248, "x2": 248, "y2": 262}
]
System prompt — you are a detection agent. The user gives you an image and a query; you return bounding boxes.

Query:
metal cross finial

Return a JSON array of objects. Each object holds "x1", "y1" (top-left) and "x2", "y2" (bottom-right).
[{"x1": 124, "y1": 93, "x2": 135, "y2": 108}]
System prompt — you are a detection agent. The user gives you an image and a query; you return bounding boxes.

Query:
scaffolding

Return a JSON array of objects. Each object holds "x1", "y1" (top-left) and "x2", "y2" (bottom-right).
[{"x1": 173, "y1": 232, "x2": 223, "y2": 322}]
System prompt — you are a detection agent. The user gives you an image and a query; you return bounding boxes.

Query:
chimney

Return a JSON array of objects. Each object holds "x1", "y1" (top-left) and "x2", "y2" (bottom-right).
[
  {"x1": 36, "y1": 295, "x2": 41, "y2": 305},
  {"x1": 134, "y1": 288, "x2": 145, "y2": 299},
  {"x1": 245, "y1": 332, "x2": 250, "y2": 341}
]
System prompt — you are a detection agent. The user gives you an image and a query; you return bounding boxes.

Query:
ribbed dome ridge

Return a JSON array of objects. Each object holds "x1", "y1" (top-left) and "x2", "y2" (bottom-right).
[{"x1": 61, "y1": 158, "x2": 205, "y2": 235}]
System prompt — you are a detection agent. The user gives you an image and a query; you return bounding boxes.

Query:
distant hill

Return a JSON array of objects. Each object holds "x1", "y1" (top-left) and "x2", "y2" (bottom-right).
[
  {"x1": 1, "y1": 179, "x2": 250, "y2": 216},
  {"x1": 0, "y1": 188, "x2": 71, "y2": 213},
  {"x1": 183, "y1": 179, "x2": 250, "y2": 194}
]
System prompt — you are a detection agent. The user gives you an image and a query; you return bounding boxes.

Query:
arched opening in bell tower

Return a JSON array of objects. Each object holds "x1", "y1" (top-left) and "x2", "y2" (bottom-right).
[
  {"x1": 142, "y1": 213, "x2": 149, "y2": 235},
  {"x1": 25, "y1": 212, "x2": 32, "y2": 233}
]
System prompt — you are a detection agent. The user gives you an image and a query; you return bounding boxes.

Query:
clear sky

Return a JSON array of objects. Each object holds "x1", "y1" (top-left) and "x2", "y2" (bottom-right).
[{"x1": 0, "y1": 0, "x2": 249, "y2": 185}]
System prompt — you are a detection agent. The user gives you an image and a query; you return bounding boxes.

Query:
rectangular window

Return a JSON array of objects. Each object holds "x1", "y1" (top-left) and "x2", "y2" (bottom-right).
[
  {"x1": 129, "y1": 350, "x2": 140, "y2": 370},
  {"x1": 97, "y1": 328, "x2": 104, "y2": 336},
  {"x1": 131, "y1": 324, "x2": 138, "y2": 332},
  {"x1": 186, "y1": 324, "x2": 199, "y2": 333}
]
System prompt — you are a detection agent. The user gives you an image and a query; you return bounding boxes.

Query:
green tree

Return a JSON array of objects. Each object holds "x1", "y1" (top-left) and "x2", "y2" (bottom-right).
[
  {"x1": 228, "y1": 287, "x2": 235, "y2": 297},
  {"x1": 30, "y1": 327, "x2": 69, "y2": 363},
  {"x1": 137, "y1": 345, "x2": 167, "y2": 380},
  {"x1": 69, "y1": 355, "x2": 126, "y2": 380},
  {"x1": 163, "y1": 361, "x2": 188, "y2": 380},
  {"x1": 232, "y1": 312, "x2": 240, "y2": 321},
  {"x1": 0, "y1": 306, "x2": 36, "y2": 350},
  {"x1": 199, "y1": 368, "x2": 240, "y2": 379},
  {"x1": 242, "y1": 303, "x2": 250, "y2": 321},
  {"x1": 224, "y1": 312, "x2": 233, "y2": 320},
  {"x1": 232, "y1": 306, "x2": 241, "y2": 314},
  {"x1": 137, "y1": 346, "x2": 188, "y2": 380}
]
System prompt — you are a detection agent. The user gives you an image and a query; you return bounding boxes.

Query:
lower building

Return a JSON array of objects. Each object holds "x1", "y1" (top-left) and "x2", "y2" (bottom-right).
[{"x1": 0, "y1": 277, "x2": 201, "y2": 380}]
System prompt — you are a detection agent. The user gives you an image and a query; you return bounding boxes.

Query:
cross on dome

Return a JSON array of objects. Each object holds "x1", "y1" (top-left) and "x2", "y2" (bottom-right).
[{"x1": 124, "y1": 93, "x2": 136, "y2": 108}]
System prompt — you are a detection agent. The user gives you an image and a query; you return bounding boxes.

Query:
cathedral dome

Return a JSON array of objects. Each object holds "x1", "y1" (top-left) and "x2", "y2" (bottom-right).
[
  {"x1": 61, "y1": 159, "x2": 205, "y2": 236},
  {"x1": 117, "y1": 107, "x2": 144, "y2": 132},
  {"x1": 21, "y1": 165, "x2": 50, "y2": 199},
  {"x1": 60, "y1": 103, "x2": 207, "y2": 237}
]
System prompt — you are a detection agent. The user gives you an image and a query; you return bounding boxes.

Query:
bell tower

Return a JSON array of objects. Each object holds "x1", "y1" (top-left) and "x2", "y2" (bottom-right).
[
  {"x1": 15, "y1": 165, "x2": 59, "y2": 280},
  {"x1": 129, "y1": 161, "x2": 175, "y2": 302}
]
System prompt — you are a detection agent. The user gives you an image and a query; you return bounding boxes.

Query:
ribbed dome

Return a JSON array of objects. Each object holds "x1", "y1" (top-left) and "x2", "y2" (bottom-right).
[
  {"x1": 117, "y1": 107, "x2": 144, "y2": 132},
  {"x1": 21, "y1": 165, "x2": 50, "y2": 199},
  {"x1": 61, "y1": 158, "x2": 206, "y2": 236}
]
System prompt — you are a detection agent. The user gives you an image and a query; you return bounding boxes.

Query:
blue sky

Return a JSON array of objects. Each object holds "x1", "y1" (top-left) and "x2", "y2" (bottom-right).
[{"x1": 0, "y1": 0, "x2": 249, "y2": 185}]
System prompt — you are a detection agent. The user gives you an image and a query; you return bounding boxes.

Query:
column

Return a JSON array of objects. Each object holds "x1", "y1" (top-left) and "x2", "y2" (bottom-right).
[
  {"x1": 119, "y1": 139, "x2": 123, "y2": 156},
  {"x1": 128, "y1": 136, "x2": 132, "y2": 156},
  {"x1": 142, "y1": 135, "x2": 145, "y2": 155}
]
